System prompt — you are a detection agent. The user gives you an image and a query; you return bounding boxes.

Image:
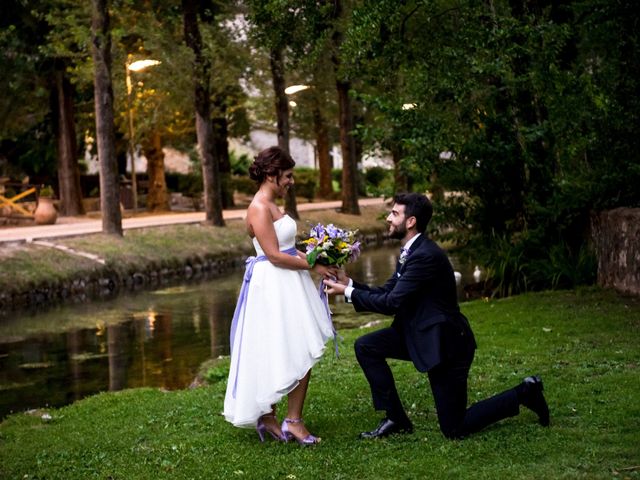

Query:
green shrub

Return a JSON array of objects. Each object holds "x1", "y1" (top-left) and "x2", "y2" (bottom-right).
[
  {"x1": 364, "y1": 166, "x2": 388, "y2": 187},
  {"x1": 293, "y1": 167, "x2": 318, "y2": 201},
  {"x1": 39, "y1": 185, "x2": 55, "y2": 198},
  {"x1": 230, "y1": 151, "x2": 252, "y2": 175},
  {"x1": 331, "y1": 168, "x2": 353, "y2": 195},
  {"x1": 3, "y1": 186, "x2": 17, "y2": 198},
  {"x1": 165, "y1": 173, "x2": 203, "y2": 197},
  {"x1": 232, "y1": 168, "x2": 318, "y2": 200},
  {"x1": 329, "y1": 167, "x2": 371, "y2": 196},
  {"x1": 364, "y1": 166, "x2": 394, "y2": 197},
  {"x1": 232, "y1": 175, "x2": 257, "y2": 195},
  {"x1": 482, "y1": 231, "x2": 598, "y2": 298},
  {"x1": 178, "y1": 173, "x2": 203, "y2": 197},
  {"x1": 331, "y1": 168, "x2": 342, "y2": 185}
]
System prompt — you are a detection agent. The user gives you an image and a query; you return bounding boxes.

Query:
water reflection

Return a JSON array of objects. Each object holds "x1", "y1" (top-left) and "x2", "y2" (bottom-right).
[
  {"x1": 0, "y1": 245, "x2": 475, "y2": 419},
  {"x1": 0, "y1": 278, "x2": 242, "y2": 419}
]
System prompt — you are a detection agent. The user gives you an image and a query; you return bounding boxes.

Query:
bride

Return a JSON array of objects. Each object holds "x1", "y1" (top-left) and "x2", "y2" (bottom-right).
[{"x1": 223, "y1": 146, "x2": 337, "y2": 445}]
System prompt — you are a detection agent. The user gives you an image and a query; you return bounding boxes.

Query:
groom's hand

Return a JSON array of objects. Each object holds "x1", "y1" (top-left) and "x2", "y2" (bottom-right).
[{"x1": 323, "y1": 277, "x2": 347, "y2": 295}]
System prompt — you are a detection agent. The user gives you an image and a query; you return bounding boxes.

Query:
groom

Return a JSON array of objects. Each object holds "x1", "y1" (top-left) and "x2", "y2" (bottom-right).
[{"x1": 324, "y1": 193, "x2": 550, "y2": 439}]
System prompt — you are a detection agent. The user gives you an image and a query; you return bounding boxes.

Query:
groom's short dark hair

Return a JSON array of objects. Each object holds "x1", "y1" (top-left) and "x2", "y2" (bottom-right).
[{"x1": 393, "y1": 193, "x2": 433, "y2": 233}]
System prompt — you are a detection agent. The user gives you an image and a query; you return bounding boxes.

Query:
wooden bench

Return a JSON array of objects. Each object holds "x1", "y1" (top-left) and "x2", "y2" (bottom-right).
[{"x1": 0, "y1": 181, "x2": 38, "y2": 217}]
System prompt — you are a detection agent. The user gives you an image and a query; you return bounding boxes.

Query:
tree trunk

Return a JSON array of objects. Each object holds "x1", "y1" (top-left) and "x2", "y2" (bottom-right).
[
  {"x1": 53, "y1": 68, "x2": 85, "y2": 216},
  {"x1": 336, "y1": 79, "x2": 360, "y2": 214},
  {"x1": 314, "y1": 104, "x2": 333, "y2": 198},
  {"x1": 331, "y1": 0, "x2": 360, "y2": 215},
  {"x1": 270, "y1": 47, "x2": 299, "y2": 219},
  {"x1": 353, "y1": 107, "x2": 365, "y2": 197},
  {"x1": 391, "y1": 145, "x2": 408, "y2": 193},
  {"x1": 142, "y1": 130, "x2": 170, "y2": 212},
  {"x1": 212, "y1": 100, "x2": 234, "y2": 208},
  {"x1": 591, "y1": 208, "x2": 640, "y2": 296},
  {"x1": 182, "y1": 0, "x2": 224, "y2": 226},
  {"x1": 90, "y1": 0, "x2": 122, "y2": 235}
]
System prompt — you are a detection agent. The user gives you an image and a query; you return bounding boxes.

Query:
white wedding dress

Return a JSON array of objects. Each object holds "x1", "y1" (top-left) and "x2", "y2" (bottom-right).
[{"x1": 223, "y1": 215, "x2": 334, "y2": 428}]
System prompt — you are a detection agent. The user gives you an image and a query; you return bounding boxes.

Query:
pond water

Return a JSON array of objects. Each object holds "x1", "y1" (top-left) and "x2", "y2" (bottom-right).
[{"x1": 0, "y1": 245, "x2": 477, "y2": 419}]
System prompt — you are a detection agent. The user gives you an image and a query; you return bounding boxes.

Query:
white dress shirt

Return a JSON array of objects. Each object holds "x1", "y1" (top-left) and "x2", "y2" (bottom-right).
[{"x1": 344, "y1": 233, "x2": 422, "y2": 301}]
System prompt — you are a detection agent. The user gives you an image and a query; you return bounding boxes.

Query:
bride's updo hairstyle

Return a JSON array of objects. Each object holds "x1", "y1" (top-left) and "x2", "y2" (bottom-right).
[{"x1": 249, "y1": 146, "x2": 295, "y2": 186}]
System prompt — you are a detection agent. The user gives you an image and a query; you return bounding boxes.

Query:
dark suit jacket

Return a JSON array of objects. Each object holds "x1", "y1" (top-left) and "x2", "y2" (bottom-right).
[{"x1": 351, "y1": 235, "x2": 477, "y2": 372}]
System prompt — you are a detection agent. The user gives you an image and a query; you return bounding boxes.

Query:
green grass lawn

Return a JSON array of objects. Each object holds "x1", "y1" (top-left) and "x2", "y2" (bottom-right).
[{"x1": 1, "y1": 288, "x2": 638, "y2": 479}]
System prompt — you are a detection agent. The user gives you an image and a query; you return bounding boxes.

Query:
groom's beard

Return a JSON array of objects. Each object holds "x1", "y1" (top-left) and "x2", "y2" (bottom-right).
[{"x1": 389, "y1": 222, "x2": 408, "y2": 240}]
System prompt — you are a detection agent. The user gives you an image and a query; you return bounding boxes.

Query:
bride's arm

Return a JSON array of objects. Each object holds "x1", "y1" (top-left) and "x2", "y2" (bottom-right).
[{"x1": 248, "y1": 205, "x2": 310, "y2": 270}]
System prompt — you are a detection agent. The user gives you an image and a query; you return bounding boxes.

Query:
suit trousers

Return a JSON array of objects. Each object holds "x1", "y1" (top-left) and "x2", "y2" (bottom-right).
[{"x1": 354, "y1": 326, "x2": 520, "y2": 438}]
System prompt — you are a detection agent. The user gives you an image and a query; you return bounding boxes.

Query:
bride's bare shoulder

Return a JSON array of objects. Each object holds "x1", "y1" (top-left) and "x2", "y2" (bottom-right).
[
  {"x1": 247, "y1": 198, "x2": 271, "y2": 218},
  {"x1": 246, "y1": 198, "x2": 274, "y2": 234}
]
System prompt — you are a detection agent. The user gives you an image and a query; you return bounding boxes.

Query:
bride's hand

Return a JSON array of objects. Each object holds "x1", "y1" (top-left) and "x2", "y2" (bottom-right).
[
  {"x1": 312, "y1": 263, "x2": 338, "y2": 278},
  {"x1": 335, "y1": 268, "x2": 349, "y2": 285}
]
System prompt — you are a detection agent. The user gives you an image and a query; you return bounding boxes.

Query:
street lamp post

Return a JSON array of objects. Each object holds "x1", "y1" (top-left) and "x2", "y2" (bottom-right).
[{"x1": 125, "y1": 56, "x2": 161, "y2": 212}]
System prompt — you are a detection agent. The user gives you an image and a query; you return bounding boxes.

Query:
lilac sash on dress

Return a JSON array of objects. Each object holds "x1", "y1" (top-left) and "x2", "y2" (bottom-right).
[
  {"x1": 229, "y1": 247, "x2": 337, "y2": 398},
  {"x1": 317, "y1": 280, "x2": 340, "y2": 357}
]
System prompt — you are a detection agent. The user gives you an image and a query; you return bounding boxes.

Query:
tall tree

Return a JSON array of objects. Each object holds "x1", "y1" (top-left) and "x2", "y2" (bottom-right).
[
  {"x1": 90, "y1": 0, "x2": 122, "y2": 235},
  {"x1": 42, "y1": 0, "x2": 90, "y2": 217},
  {"x1": 115, "y1": 5, "x2": 180, "y2": 214},
  {"x1": 141, "y1": 130, "x2": 169, "y2": 211},
  {"x1": 284, "y1": 50, "x2": 338, "y2": 200},
  {"x1": 270, "y1": 46, "x2": 299, "y2": 218},
  {"x1": 0, "y1": 2, "x2": 54, "y2": 182},
  {"x1": 246, "y1": 1, "x2": 301, "y2": 219},
  {"x1": 1, "y1": 1, "x2": 87, "y2": 215},
  {"x1": 313, "y1": 100, "x2": 333, "y2": 198},
  {"x1": 343, "y1": 0, "x2": 640, "y2": 292},
  {"x1": 248, "y1": 1, "x2": 361, "y2": 209},
  {"x1": 201, "y1": 4, "x2": 252, "y2": 211},
  {"x1": 331, "y1": 0, "x2": 359, "y2": 214},
  {"x1": 182, "y1": 0, "x2": 224, "y2": 226},
  {"x1": 53, "y1": 67, "x2": 85, "y2": 216},
  {"x1": 212, "y1": 96, "x2": 233, "y2": 208}
]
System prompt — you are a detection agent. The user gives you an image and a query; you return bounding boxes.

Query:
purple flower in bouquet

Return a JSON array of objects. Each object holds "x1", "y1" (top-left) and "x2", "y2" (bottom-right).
[
  {"x1": 349, "y1": 241, "x2": 361, "y2": 262},
  {"x1": 326, "y1": 223, "x2": 340, "y2": 239},
  {"x1": 310, "y1": 223, "x2": 325, "y2": 240}
]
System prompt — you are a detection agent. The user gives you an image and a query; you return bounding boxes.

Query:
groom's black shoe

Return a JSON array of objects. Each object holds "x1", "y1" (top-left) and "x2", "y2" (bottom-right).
[
  {"x1": 518, "y1": 375, "x2": 550, "y2": 426},
  {"x1": 359, "y1": 418, "x2": 413, "y2": 439}
]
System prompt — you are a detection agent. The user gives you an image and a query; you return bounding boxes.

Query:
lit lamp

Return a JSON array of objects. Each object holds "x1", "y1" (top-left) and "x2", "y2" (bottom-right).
[
  {"x1": 285, "y1": 84, "x2": 310, "y2": 108},
  {"x1": 284, "y1": 84, "x2": 310, "y2": 95},
  {"x1": 125, "y1": 56, "x2": 161, "y2": 212}
]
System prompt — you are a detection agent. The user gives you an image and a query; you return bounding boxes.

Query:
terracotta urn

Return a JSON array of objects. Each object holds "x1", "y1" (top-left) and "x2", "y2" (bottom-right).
[{"x1": 34, "y1": 197, "x2": 58, "y2": 225}]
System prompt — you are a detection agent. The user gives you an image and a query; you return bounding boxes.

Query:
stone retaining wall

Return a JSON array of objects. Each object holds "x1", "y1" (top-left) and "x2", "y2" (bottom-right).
[
  {"x1": 591, "y1": 207, "x2": 640, "y2": 296},
  {"x1": 0, "y1": 230, "x2": 390, "y2": 312},
  {"x1": 0, "y1": 255, "x2": 247, "y2": 312}
]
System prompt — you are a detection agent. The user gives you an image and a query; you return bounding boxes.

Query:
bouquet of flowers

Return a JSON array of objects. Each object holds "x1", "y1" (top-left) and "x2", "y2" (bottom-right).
[{"x1": 303, "y1": 223, "x2": 361, "y2": 267}]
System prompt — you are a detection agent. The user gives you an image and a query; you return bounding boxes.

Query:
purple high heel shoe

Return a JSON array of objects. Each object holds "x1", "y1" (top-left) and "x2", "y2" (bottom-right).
[
  {"x1": 256, "y1": 415, "x2": 287, "y2": 443},
  {"x1": 281, "y1": 417, "x2": 321, "y2": 445}
]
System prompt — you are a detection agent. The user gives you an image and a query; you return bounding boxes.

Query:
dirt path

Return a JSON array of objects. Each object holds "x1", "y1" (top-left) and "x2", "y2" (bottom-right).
[{"x1": 0, "y1": 197, "x2": 386, "y2": 244}]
